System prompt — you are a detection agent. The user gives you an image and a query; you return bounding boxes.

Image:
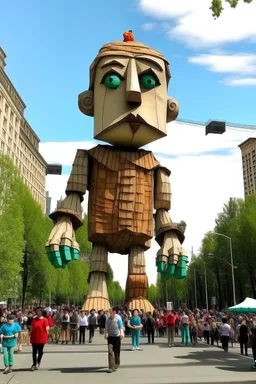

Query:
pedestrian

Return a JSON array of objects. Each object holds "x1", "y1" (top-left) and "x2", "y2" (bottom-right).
[
  {"x1": 0, "y1": 314, "x2": 21, "y2": 374},
  {"x1": 145, "y1": 312, "x2": 155, "y2": 344},
  {"x1": 220, "y1": 318, "x2": 231, "y2": 352},
  {"x1": 98, "y1": 310, "x2": 107, "y2": 335},
  {"x1": 202, "y1": 321, "x2": 210, "y2": 344},
  {"x1": 30, "y1": 307, "x2": 49, "y2": 371},
  {"x1": 239, "y1": 319, "x2": 249, "y2": 356},
  {"x1": 190, "y1": 320, "x2": 197, "y2": 345},
  {"x1": 104, "y1": 308, "x2": 124, "y2": 373},
  {"x1": 78, "y1": 311, "x2": 87, "y2": 344},
  {"x1": 210, "y1": 318, "x2": 218, "y2": 346},
  {"x1": 167, "y1": 310, "x2": 176, "y2": 347},
  {"x1": 88, "y1": 309, "x2": 97, "y2": 343},
  {"x1": 69, "y1": 310, "x2": 79, "y2": 345},
  {"x1": 128, "y1": 309, "x2": 143, "y2": 351},
  {"x1": 180, "y1": 311, "x2": 191, "y2": 345},
  {"x1": 60, "y1": 309, "x2": 70, "y2": 345},
  {"x1": 250, "y1": 321, "x2": 256, "y2": 369}
]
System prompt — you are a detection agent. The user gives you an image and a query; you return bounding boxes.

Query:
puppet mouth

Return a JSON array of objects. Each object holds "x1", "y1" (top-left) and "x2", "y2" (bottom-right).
[{"x1": 111, "y1": 113, "x2": 151, "y2": 135}]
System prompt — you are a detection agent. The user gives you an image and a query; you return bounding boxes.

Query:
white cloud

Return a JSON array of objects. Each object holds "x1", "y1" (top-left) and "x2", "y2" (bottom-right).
[
  {"x1": 39, "y1": 140, "x2": 95, "y2": 166},
  {"x1": 188, "y1": 53, "x2": 256, "y2": 74},
  {"x1": 139, "y1": 0, "x2": 256, "y2": 48},
  {"x1": 221, "y1": 77, "x2": 256, "y2": 86},
  {"x1": 142, "y1": 22, "x2": 156, "y2": 31},
  {"x1": 42, "y1": 122, "x2": 255, "y2": 288}
]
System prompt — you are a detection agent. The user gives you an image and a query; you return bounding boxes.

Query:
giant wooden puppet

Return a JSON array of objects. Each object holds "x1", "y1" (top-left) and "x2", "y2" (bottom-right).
[{"x1": 46, "y1": 32, "x2": 188, "y2": 312}]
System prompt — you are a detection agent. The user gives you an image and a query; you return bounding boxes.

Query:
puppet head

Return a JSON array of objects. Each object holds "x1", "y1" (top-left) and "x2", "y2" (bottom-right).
[{"x1": 78, "y1": 35, "x2": 179, "y2": 148}]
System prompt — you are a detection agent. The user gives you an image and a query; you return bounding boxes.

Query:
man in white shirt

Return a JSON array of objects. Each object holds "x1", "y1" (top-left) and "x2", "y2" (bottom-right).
[
  {"x1": 78, "y1": 311, "x2": 88, "y2": 344},
  {"x1": 220, "y1": 318, "x2": 231, "y2": 352}
]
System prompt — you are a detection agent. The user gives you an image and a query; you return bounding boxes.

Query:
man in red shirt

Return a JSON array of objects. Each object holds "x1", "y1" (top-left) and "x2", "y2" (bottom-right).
[{"x1": 167, "y1": 310, "x2": 176, "y2": 346}]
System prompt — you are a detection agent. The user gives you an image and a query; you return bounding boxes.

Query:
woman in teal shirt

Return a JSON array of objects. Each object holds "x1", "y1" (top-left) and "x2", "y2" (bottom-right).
[
  {"x1": 0, "y1": 314, "x2": 21, "y2": 374},
  {"x1": 128, "y1": 309, "x2": 143, "y2": 350}
]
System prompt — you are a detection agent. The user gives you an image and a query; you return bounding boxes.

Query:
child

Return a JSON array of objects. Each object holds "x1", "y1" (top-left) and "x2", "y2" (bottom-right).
[{"x1": 0, "y1": 314, "x2": 21, "y2": 374}]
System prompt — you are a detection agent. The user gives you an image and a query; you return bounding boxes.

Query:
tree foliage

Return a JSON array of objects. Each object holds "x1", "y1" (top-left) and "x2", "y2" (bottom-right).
[
  {"x1": 0, "y1": 155, "x2": 93, "y2": 307},
  {"x1": 0, "y1": 156, "x2": 25, "y2": 298},
  {"x1": 107, "y1": 264, "x2": 125, "y2": 304},
  {"x1": 186, "y1": 196, "x2": 256, "y2": 310},
  {"x1": 210, "y1": 0, "x2": 253, "y2": 18}
]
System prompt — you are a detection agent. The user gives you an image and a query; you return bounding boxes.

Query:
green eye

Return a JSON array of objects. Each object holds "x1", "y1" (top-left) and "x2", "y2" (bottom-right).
[
  {"x1": 103, "y1": 73, "x2": 121, "y2": 89},
  {"x1": 139, "y1": 73, "x2": 157, "y2": 89}
]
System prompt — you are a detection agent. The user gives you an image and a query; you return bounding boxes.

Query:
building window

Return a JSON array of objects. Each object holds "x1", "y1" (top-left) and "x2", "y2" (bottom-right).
[
  {"x1": 10, "y1": 111, "x2": 14, "y2": 125},
  {"x1": 15, "y1": 118, "x2": 19, "y2": 128},
  {"x1": 5, "y1": 103, "x2": 9, "y2": 116}
]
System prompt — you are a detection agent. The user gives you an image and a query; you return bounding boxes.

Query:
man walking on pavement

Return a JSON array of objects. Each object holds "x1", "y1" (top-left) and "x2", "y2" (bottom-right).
[{"x1": 104, "y1": 308, "x2": 124, "y2": 373}]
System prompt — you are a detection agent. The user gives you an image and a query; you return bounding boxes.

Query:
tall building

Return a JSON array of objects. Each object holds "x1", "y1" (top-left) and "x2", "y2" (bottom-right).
[
  {"x1": 0, "y1": 47, "x2": 47, "y2": 210},
  {"x1": 45, "y1": 191, "x2": 52, "y2": 216},
  {"x1": 239, "y1": 137, "x2": 256, "y2": 196}
]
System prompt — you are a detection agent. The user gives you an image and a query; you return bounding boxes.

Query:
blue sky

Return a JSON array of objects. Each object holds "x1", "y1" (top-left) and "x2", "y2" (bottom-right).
[{"x1": 1, "y1": 0, "x2": 256, "y2": 144}]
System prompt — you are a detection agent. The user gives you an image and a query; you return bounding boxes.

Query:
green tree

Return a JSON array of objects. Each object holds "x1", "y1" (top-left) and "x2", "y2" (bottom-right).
[
  {"x1": 107, "y1": 264, "x2": 125, "y2": 305},
  {"x1": 210, "y1": 0, "x2": 253, "y2": 18},
  {"x1": 21, "y1": 186, "x2": 54, "y2": 308},
  {"x1": 68, "y1": 260, "x2": 89, "y2": 305},
  {"x1": 0, "y1": 156, "x2": 25, "y2": 298},
  {"x1": 186, "y1": 196, "x2": 256, "y2": 309},
  {"x1": 76, "y1": 216, "x2": 92, "y2": 255},
  {"x1": 148, "y1": 284, "x2": 160, "y2": 304}
]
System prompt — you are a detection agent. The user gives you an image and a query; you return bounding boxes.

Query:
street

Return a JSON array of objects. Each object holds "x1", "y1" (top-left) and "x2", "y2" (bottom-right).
[{"x1": 0, "y1": 335, "x2": 256, "y2": 384}]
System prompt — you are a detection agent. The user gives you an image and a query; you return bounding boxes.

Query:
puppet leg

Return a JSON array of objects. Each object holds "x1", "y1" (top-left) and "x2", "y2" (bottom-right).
[
  {"x1": 82, "y1": 244, "x2": 110, "y2": 311},
  {"x1": 126, "y1": 246, "x2": 154, "y2": 313}
]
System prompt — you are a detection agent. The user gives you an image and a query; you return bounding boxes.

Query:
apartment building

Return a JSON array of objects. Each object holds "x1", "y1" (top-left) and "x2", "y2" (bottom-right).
[
  {"x1": 0, "y1": 47, "x2": 47, "y2": 210},
  {"x1": 239, "y1": 137, "x2": 256, "y2": 196}
]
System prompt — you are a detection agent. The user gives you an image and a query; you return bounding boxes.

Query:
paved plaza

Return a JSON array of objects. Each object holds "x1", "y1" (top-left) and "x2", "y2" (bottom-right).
[{"x1": 0, "y1": 335, "x2": 256, "y2": 384}]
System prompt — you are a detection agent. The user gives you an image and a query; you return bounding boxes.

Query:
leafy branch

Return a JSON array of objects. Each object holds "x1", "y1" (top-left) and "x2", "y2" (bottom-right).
[{"x1": 210, "y1": 0, "x2": 253, "y2": 18}]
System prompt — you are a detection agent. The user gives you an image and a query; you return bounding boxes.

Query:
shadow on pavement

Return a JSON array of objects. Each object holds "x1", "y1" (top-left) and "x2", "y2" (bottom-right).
[
  {"x1": 157, "y1": 343, "x2": 210, "y2": 349},
  {"x1": 173, "y1": 349, "x2": 254, "y2": 372},
  {"x1": 49, "y1": 367, "x2": 108, "y2": 373}
]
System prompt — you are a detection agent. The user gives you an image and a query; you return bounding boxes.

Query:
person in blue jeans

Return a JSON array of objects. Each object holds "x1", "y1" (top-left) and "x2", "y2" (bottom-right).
[
  {"x1": 128, "y1": 309, "x2": 143, "y2": 351},
  {"x1": 0, "y1": 314, "x2": 21, "y2": 374}
]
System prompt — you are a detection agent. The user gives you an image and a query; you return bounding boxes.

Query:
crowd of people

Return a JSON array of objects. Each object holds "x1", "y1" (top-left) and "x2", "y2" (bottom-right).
[{"x1": 1, "y1": 305, "x2": 256, "y2": 373}]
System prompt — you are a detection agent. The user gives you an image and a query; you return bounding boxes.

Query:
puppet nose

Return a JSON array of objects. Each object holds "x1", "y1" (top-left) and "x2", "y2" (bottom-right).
[{"x1": 126, "y1": 58, "x2": 141, "y2": 104}]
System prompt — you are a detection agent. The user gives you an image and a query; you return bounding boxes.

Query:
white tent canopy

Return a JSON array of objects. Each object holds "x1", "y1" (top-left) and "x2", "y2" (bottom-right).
[{"x1": 228, "y1": 297, "x2": 256, "y2": 313}]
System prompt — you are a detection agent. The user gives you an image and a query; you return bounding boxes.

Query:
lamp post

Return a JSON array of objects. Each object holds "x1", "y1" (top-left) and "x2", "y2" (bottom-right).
[
  {"x1": 204, "y1": 262, "x2": 209, "y2": 312},
  {"x1": 190, "y1": 266, "x2": 217, "y2": 309},
  {"x1": 209, "y1": 232, "x2": 236, "y2": 305},
  {"x1": 194, "y1": 269, "x2": 198, "y2": 309}
]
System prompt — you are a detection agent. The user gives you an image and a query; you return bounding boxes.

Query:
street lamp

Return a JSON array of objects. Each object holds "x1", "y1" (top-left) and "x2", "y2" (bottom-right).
[
  {"x1": 189, "y1": 265, "x2": 208, "y2": 311},
  {"x1": 194, "y1": 269, "x2": 198, "y2": 309},
  {"x1": 190, "y1": 266, "x2": 218, "y2": 310},
  {"x1": 209, "y1": 231, "x2": 236, "y2": 305},
  {"x1": 204, "y1": 262, "x2": 209, "y2": 312}
]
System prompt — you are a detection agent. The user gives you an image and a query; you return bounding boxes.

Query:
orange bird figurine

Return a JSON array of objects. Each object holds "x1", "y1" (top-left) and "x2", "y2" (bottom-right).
[{"x1": 123, "y1": 30, "x2": 134, "y2": 42}]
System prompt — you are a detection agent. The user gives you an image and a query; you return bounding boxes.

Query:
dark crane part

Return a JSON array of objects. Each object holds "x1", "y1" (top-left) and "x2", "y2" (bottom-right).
[{"x1": 205, "y1": 120, "x2": 226, "y2": 136}]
